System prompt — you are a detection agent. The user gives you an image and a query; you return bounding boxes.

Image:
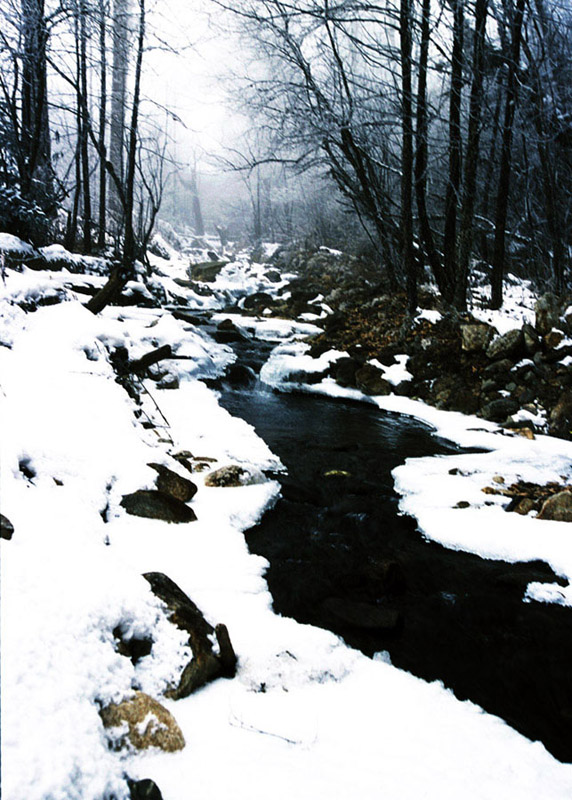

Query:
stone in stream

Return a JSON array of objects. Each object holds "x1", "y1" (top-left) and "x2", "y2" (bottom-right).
[
  {"x1": 204, "y1": 464, "x2": 264, "y2": 487},
  {"x1": 214, "y1": 319, "x2": 249, "y2": 344},
  {"x1": 320, "y1": 597, "x2": 401, "y2": 632},
  {"x1": 147, "y1": 463, "x2": 197, "y2": 502},
  {"x1": 120, "y1": 490, "x2": 197, "y2": 522}
]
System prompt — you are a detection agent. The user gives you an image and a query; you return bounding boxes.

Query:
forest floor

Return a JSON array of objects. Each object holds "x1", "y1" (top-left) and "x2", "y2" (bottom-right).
[{"x1": 2, "y1": 231, "x2": 572, "y2": 800}]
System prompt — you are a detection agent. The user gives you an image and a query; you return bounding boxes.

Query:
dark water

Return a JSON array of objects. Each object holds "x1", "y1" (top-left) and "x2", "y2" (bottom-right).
[{"x1": 218, "y1": 373, "x2": 572, "y2": 762}]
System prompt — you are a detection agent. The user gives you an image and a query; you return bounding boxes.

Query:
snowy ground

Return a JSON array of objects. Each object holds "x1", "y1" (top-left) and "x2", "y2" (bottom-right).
[{"x1": 2, "y1": 235, "x2": 572, "y2": 800}]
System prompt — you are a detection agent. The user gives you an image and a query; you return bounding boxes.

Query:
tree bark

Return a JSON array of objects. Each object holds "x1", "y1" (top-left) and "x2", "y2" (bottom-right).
[{"x1": 490, "y1": 0, "x2": 526, "y2": 309}]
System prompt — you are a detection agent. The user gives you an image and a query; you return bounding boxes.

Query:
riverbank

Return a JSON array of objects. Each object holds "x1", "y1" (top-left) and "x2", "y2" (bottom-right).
[{"x1": 2, "y1": 233, "x2": 572, "y2": 800}]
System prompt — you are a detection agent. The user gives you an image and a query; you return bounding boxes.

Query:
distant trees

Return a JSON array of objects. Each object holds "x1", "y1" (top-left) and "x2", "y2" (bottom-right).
[
  {"x1": 0, "y1": 0, "x2": 174, "y2": 288},
  {"x1": 218, "y1": 0, "x2": 571, "y2": 309}
]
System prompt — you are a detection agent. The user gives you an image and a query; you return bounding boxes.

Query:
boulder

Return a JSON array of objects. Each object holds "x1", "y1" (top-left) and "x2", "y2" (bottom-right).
[
  {"x1": 544, "y1": 329, "x2": 565, "y2": 350},
  {"x1": 537, "y1": 491, "x2": 572, "y2": 522},
  {"x1": 355, "y1": 365, "x2": 392, "y2": 396},
  {"x1": 224, "y1": 363, "x2": 257, "y2": 387},
  {"x1": 143, "y1": 572, "x2": 237, "y2": 698},
  {"x1": 333, "y1": 357, "x2": 360, "y2": 388},
  {"x1": 204, "y1": 464, "x2": 263, "y2": 487},
  {"x1": 522, "y1": 323, "x2": 541, "y2": 356},
  {"x1": 1, "y1": 513, "x2": 14, "y2": 540},
  {"x1": 128, "y1": 779, "x2": 164, "y2": 800},
  {"x1": 243, "y1": 291, "x2": 275, "y2": 311},
  {"x1": 480, "y1": 397, "x2": 520, "y2": 422},
  {"x1": 265, "y1": 269, "x2": 282, "y2": 283},
  {"x1": 189, "y1": 260, "x2": 228, "y2": 282},
  {"x1": 213, "y1": 319, "x2": 248, "y2": 344},
  {"x1": 147, "y1": 463, "x2": 197, "y2": 502},
  {"x1": 486, "y1": 329, "x2": 524, "y2": 361},
  {"x1": 99, "y1": 692, "x2": 185, "y2": 752},
  {"x1": 535, "y1": 293, "x2": 560, "y2": 336},
  {"x1": 120, "y1": 490, "x2": 197, "y2": 523},
  {"x1": 549, "y1": 390, "x2": 572, "y2": 440},
  {"x1": 460, "y1": 323, "x2": 496, "y2": 353}
]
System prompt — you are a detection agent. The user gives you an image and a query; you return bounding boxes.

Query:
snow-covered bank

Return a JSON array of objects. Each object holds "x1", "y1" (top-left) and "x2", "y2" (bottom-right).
[{"x1": 2, "y1": 247, "x2": 572, "y2": 800}]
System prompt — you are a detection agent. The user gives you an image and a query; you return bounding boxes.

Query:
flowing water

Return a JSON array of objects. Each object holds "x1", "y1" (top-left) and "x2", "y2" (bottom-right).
[{"x1": 214, "y1": 331, "x2": 572, "y2": 762}]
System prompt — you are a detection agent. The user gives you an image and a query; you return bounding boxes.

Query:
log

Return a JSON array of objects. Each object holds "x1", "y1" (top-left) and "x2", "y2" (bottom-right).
[{"x1": 127, "y1": 344, "x2": 172, "y2": 374}]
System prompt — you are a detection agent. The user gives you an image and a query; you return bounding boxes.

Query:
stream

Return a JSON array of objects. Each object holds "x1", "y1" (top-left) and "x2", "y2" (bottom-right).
[{"x1": 212, "y1": 321, "x2": 572, "y2": 762}]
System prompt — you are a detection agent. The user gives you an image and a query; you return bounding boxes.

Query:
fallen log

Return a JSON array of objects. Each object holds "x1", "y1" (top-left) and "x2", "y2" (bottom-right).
[{"x1": 127, "y1": 344, "x2": 172, "y2": 374}]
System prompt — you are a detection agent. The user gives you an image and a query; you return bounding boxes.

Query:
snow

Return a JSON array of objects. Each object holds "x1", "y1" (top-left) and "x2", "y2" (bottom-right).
[{"x1": 3, "y1": 234, "x2": 572, "y2": 800}]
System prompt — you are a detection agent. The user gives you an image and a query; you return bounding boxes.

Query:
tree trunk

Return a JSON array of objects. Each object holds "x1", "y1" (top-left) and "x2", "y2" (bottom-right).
[
  {"x1": 78, "y1": 0, "x2": 92, "y2": 253},
  {"x1": 20, "y1": 0, "x2": 54, "y2": 225},
  {"x1": 415, "y1": 0, "x2": 451, "y2": 301},
  {"x1": 98, "y1": 0, "x2": 108, "y2": 249},
  {"x1": 454, "y1": 0, "x2": 489, "y2": 310},
  {"x1": 443, "y1": 0, "x2": 464, "y2": 291},
  {"x1": 109, "y1": 0, "x2": 129, "y2": 241},
  {"x1": 490, "y1": 0, "x2": 526, "y2": 309},
  {"x1": 400, "y1": 0, "x2": 417, "y2": 312}
]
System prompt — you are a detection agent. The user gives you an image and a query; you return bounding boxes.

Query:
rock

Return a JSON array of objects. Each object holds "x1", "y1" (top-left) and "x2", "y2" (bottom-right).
[
  {"x1": 224, "y1": 363, "x2": 257, "y2": 387},
  {"x1": 204, "y1": 464, "x2": 263, "y2": 487},
  {"x1": 333, "y1": 357, "x2": 360, "y2": 388},
  {"x1": 190, "y1": 260, "x2": 228, "y2": 282},
  {"x1": 486, "y1": 329, "x2": 524, "y2": 361},
  {"x1": 113, "y1": 626, "x2": 153, "y2": 664},
  {"x1": 265, "y1": 269, "x2": 282, "y2": 283},
  {"x1": 355, "y1": 364, "x2": 392, "y2": 396},
  {"x1": 1, "y1": 513, "x2": 14, "y2": 540},
  {"x1": 128, "y1": 779, "x2": 164, "y2": 800},
  {"x1": 480, "y1": 397, "x2": 520, "y2": 422},
  {"x1": 537, "y1": 491, "x2": 572, "y2": 522},
  {"x1": 549, "y1": 390, "x2": 572, "y2": 440},
  {"x1": 460, "y1": 323, "x2": 496, "y2": 352},
  {"x1": 482, "y1": 358, "x2": 514, "y2": 377},
  {"x1": 156, "y1": 374, "x2": 179, "y2": 390},
  {"x1": 522, "y1": 323, "x2": 541, "y2": 356},
  {"x1": 512, "y1": 497, "x2": 537, "y2": 516},
  {"x1": 454, "y1": 501, "x2": 471, "y2": 509},
  {"x1": 143, "y1": 572, "x2": 214, "y2": 642},
  {"x1": 321, "y1": 597, "x2": 400, "y2": 632},
  {"x1": 243, "y1": 291, "x2": 275, "y2": 311},
  {"x1": 214, "y1": 319, "x2": 248, "y2": 344},
  {"x1": 544, "y1": 329, "x2": 565, "y2": 350},
  {"x1": 120, "y1": 490, "x2": 197, "y2": 523},
  {"x1": 147, "y1": 463, "x2": 197, "y2": 502},
  {"x1": 100, "y1": 692, "x2": 185, "y2": 752},
  {"x1": 535, "y1": 293, "x2": 560, "y2": 336},
  {"x1": 143, "y1": 572, "x2": 237, "y2": 697}
]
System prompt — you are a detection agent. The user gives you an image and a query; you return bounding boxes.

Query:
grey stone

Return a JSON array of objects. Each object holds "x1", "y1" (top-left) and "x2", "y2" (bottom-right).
[{"x1": 486, "y1": 329, "x2": 524, "y2": 361}]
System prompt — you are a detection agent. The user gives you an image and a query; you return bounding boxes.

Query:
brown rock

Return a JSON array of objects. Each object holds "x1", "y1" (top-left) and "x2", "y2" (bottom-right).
[
  {"x1": 204, "y1": 465, "x2": 262, "y2": 487},
  {"x1": 100, "y1": 692, "x2": 185, "y2": 752},
  {"x1": 460, "y1": 323, "x2": 496, "y2": 353},
  {"x1": 148, "y1": 463, "x2": 197, "y2": 502},
  {"x1": 535, "y1": 293, "x2": 560, "y2": 336},
  {"x1": 549, "y1": 390, "x2": 572, "y2": 440},
  {"x1": 355, "y1": 365, "x2": 392, "y2": 396},
  {"x1": 513, "y1": 497, "x2": 537, "y2": 516},
  {"x1": 544, "y1": 329, "x2": 565, "y2": 350},
  {"x1": 537, "y1": 491, "x2": 572, "y2": 522},
  {"x1": 486, "y1": 329, "x2": 524, "y2": 361}
]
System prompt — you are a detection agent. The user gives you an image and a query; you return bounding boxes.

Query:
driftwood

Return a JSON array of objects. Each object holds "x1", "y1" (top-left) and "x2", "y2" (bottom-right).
[{"x1": 86, "y1": 266, "x2": 130, "y2": 314}]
